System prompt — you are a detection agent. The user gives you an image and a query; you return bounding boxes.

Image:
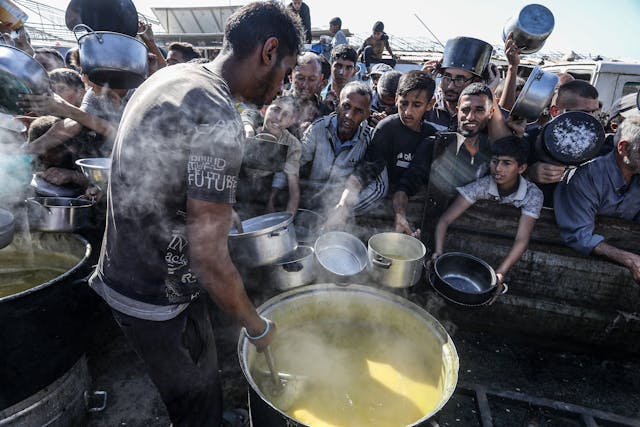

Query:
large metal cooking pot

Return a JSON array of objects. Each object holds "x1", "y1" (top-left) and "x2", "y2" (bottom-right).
[
  {"x1": 262, "y1": 245, "x2": 316, "y2": 290},
  {"x1": 430, "y1": 252, "x2": 504, "y2": 306},
  {"x1": 367, "y1": 232, "x2": 425, "y2": 288},
  {"x1": 0, "y1": 232, "x2": 92, "y2": 409},
  {"x1": 510, "y1": 66, "x2": 559, "y2": 121},
  {"x1": 26, "y1": 197, "x2": 93, "y2": 232},
  {"x1": 502, "y1": 4, "x2": 554, "y2": 54},
  {"x1": 442, "y1": 36, "x2": 493, "y2": 77},
  {"x1": 229, "y1": 212, "x2": 297, "y2": 268},
  {"x1": 0, "y1": 207, "x2": 14, "y2": 249},
  {"x1": 75, "y1": 25, "x2": 148, "y2": 89},
  {"x1": 314, "y1": 231, "x2": 368, "y2": 283},
  {"x1": 541, "y1": 111, "x2": 605, "y2": 166},
  {"x1": 239, "y1": 283, "x2": 459, "y2": 427},
  {"x1": 0, "y1": 44, "x2": 50, "y2": 114}
]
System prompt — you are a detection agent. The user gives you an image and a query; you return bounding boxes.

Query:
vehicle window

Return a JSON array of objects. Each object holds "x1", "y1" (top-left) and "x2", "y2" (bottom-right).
[
  {"x1": 622, "y1": 82, "x2": 640, "y2": 96},
  {"x1": 567, "y1": 72, "x2": 592, "y2": 81}
]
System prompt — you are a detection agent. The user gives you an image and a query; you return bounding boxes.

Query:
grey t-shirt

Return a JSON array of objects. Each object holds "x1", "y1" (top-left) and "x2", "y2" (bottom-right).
[{"x1": 92, "y1": 63, "x2": 244, "y2": 310}]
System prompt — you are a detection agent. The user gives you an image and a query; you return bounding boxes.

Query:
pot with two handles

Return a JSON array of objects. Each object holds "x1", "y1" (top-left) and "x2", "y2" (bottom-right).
[
  {"x1": 367, "y1": 232, "x2": 426, "y2": 288},
  {"x1": 261, "y1": 245, "x2": 316, "y2": 290},
  {"x1": 26, "y1": 197, "x2": 94, "y2": 232}
]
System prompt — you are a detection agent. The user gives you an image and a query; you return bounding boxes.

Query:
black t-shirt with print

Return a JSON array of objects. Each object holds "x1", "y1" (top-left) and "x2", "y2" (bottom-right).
[{"x1": 97, "y1": 63, "x2": 244, "y2": 305}]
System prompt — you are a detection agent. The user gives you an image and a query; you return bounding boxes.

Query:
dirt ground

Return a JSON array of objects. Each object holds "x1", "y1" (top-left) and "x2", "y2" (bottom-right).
[{"x1": 83, "y1": 285, "x2": 640, "y2": 427}]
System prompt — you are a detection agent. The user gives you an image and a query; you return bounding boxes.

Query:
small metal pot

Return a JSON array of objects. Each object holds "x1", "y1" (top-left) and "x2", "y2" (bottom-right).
[
  {"x1": 314, "y1": 231, "x2": 368, "y2": 283},
  {"x1": 0, "y1": 207, "x2": 15, "y2": 249},
  {"x1": 0, "y1": 44, "x2": 50, "y2": 114},
  {"x1": 75, "y1": 157, "x2": 111, "y2": 190},
  {"x1": 26, "y1": 197, "x2": 93, "y2": 232},
  {"x1": 262, "y1": 245, "x2": 316, "y2": 290},
  {"x1": 542, "y1": 111, "x2": 605, "y2": 166},
  {"x1": 510, "y1": 66, "x2": 559, "y2": 121},
  {"x1": 368, "y1": 232, "x2": 425, "y2": 288},
  {"x1": 502, "y1": 4, "x2": 554, "y2": 54},
  {"x1": 442, "y1": 37, "x2": 493, "y2": 77},
  {"x1": 75, "y1": 25, "x2": 148, "y2": 89},
  {"x1": 229, "y1": 212, "x2": 297, "y2": 268},
  {"x1": 430, "y1": 252, "x2": 504, "y2": 306},
  {"x1": 293, "y1": 209, "x2": 323, "y2": 245}
]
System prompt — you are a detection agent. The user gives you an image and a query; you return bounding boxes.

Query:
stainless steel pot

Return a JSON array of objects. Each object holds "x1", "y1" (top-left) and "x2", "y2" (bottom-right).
[
  {"x1": 0, "y1": 44, "x2": 50, "y2": 114},
  {"x1": 442, "y1": 36, "x2": 493, "y2": 77},
  {"x1": 502, "y1": 4, "x2": 554, "y2": 54},
  {"x1": 510, "y1": 66, "x2": 559, "y2": 120},
  {"x1": 238, "y1": 283, "x2": 459, "y2": 427},
  {"x1": 314, "y1": 231, "x2": 368, "y2": 283},
  {"x1": 262, "y1": 245, "x2": 316, "y2": 290},
  {"x1": 26, "y1": 197, "x2": 93, "y2": 232},
  {"x1": 75, "y1": 157, "x2": 110, "y2": 190},
  {"x1": 229, "y1": 212, "x2": 297, "y2": 268},
  {"x1": 367, "y1": 232, "x2": 425, "y2": 288},
  {"x1": 75, "y1": 25, "x2": 148, "y2": 89},
  {"x1": 0, "y1": 207, "x2": 14, "y2": 249}
]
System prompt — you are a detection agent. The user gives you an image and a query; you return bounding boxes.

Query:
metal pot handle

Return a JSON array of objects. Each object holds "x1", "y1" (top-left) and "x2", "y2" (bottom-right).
[
  {"x1": 282, "y1": 261, "x2": 303, "y2": 273},
  {"x1": 371, "y1": 255, "x2": 392, "y2": 269},
  {"x1": 270, "y1": 226, "x2": 288, "y2": 237},
  {"x1": 72, "y1": 24, "x2": 101, "y2": 43}
]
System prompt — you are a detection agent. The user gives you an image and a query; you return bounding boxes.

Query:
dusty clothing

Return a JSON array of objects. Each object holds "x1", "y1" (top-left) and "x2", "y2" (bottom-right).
[
  {"x1": 554, "y1": 151, "x2": 640, "y2": 254},
  {"x1": 92, "y1": 63, "x2": 243, "y2": 309},
  {"x1": 457, "y1": 175, "x2": 543, "y2": 219},
  {"x1": 287, "y1": 2, "x2": 311, "y2": 43}
]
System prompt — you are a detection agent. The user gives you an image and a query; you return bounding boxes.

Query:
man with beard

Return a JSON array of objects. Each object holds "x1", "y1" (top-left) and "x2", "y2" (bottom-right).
[
  {"x1": 323, "y1": 44, "x2": 358, "y2": 112},
  {"x1": 554, "y1": 116, "x2": 640, "y2": 285},
  {"x1": 298, "y1": 81, "x2": 383, "y2": 215},
  {"x1": 394, "y1": 83, "x2": 495, "y2": 236},
  {"x1": 87, "y1": 3, "x2": 303, "y2": 426}
]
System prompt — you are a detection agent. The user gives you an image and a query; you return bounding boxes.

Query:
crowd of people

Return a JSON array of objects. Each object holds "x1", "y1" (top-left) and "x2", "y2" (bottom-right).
[{"x1": 2, "y1": 1, "x2": 639, "y2": 425}]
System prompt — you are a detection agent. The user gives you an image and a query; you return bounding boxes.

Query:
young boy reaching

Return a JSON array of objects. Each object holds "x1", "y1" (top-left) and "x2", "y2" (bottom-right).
[{"x1": 432, "y1": 136, "x2": 543, "y2": 285}]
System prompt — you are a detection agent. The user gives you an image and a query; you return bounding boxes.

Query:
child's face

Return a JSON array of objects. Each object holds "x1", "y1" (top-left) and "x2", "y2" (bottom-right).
[
  {"x1": 373, "y1": 31, "x2": 383, "y2": 40},
  {"x1": 263, "y1": 101, "x2": 296, "y2": 137},
  {"x1": 490, "y1": 155, "x2": 526, "y2": 189},
  {"x1": 52, "y1": 82, "x2": 85, "y2": 107}
]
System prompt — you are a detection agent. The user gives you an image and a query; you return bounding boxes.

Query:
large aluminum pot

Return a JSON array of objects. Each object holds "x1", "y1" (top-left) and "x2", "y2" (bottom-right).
[
  {"x1": 0, "y1": 207, "x2": 14, "y2": 249},
  {"x1": 26, "y1": 197, "x2": 93, "y2": 232},
  {"x1": 238, "y1": 283, "x2": 459, "y2": 427},
  {"x1": 510, "y1": 66, "x2": 559, "y2": 121},
  {"x1": 442, "y1": 36, "x2": 493, "y2": 77},
  {"x1": 262, "y1": 245, "x2": 316, "y2": 290},
  {"x1": 502, "y1": 4, "x2": 554, "y2": 54},
  {"x1": 314, "y1": 231, "x2": 368, "y2": 283},
  {"x1": 75, "y1": 25, "x2": 148, "y2": 89},
  {"x1": 229, "y1": 212, "x2": 297, "y2": 268},
  {"x1": 368, "y1": 232, "x2": 425, "y2": 288},
  {"x1": 0, "y1": 44, "x2": 50, "y2": 114}
]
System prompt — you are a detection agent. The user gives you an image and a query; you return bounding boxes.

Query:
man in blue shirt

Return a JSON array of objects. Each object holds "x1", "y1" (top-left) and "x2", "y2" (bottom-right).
[{"x1": 554, "y1": 116, "x2": 640, "y2": 285}]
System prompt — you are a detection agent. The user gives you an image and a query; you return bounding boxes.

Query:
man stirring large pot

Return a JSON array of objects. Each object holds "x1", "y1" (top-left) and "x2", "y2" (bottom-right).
[{"x1": 88, "y1": 3, "x2": 303, "y2": 425}]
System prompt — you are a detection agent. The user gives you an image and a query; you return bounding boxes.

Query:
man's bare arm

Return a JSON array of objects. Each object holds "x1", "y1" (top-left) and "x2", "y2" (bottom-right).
[{"x1": 593, "y1": 241, "x2": 640, "y2": 285}]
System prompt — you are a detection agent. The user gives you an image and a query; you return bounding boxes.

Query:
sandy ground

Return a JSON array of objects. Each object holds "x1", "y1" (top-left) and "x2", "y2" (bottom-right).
[{"x1": 82, "y1": 286, "x2": 640, "y2": 427}]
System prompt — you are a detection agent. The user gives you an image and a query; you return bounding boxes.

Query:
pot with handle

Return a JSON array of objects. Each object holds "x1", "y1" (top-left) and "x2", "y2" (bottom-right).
[
  {"x1": 502, "y1": 4, "x2": 555, "y2": 54},
  {"x1": 510, "y1": 66, "x2": 559, "y2": 121},
  {"x1": 0, "y1": 44, "x2": 50, "y2": 114},
  {"x1": 262, "y1": 245, "x2": 316, "y2": 290},
  {"x1": 314, "y1": 231, "x2": 368, "y2": 283},
  {"x1": 541, "y1": 111, "x2": 605, "y2": 166},
  {"x1": 367, "y1": 232, "x2": 426, "y2": 288},
  {"x1": 74, "y1": 24, "x2": 148, "y2": 89},
  {"x1": 26, "y1": 197, "x2": 93, "y2": 232}
]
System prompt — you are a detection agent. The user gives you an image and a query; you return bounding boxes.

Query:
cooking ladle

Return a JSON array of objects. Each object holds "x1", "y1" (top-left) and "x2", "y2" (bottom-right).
[
  {"x1": 263, "y1": 347, "x2": 285, "y2": 394},
  {"x1": 259, "y1": 346, "x2": 305, "y2": 411}
]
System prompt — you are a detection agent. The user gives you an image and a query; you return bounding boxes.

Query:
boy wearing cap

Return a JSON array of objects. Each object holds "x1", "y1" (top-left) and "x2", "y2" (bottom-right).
[{"x1": 357, "y1": 21, "x2": 398, "y2": 73}]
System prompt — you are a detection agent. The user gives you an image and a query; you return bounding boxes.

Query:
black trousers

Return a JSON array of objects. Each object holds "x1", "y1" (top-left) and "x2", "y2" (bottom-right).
[
  {"x1": 111, "y1": 297, "x2": 222, "y2": 426},
  {"x1": 362, "y1": 45, "x2": 397, "y2": 69}
]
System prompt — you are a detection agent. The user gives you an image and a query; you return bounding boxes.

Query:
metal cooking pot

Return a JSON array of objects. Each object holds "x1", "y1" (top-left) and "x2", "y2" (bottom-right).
[
  {"x1": 293, "y1": 209, "x2": 323, "y2": 245},
  {"x1": 0, "y1": 207, "x2": 14, "y2": 249},
  {"x1": 74, "y1": 25, "x2": 148, "y2": 89},
  {"x1": 229, "y1": 212, "x2": 297, "y2": 268},
  {"x1": 502, "y1": 4, "x2": 554, "y2": 54},
  {"x1": 239, "y1": 283, "x2": 459, "y2": 427},
  {"x1": 442, "y1": 36, "x2": 493, "y2": 77},
  {"x1": 430, "y1": 252, "x2": 504, "y2": 306},
  {"x1": 367, "y1": 232, "x2": 425, "y2": 288},
  {"x1": 26, "y1": 197, "x2": 93, "y2": 232},
  {"x1": 262, "y1": 245, "x2": 316, "y2": 290},
  {"x1": 0, "y1": 44, "x2": 50, "y2": 114},
  {"x1": 542, "y1": 111, "x2": 605, "y2": 166},
  {"x1": 314, "y1": 231, "x2": 368, "y2": 283},
  {"x1": 510, "y1": 66, "x2": 559, "y2": 121},
  {"x1": 75, "y1": 157, "x2": 111, "y2": 190},
  {"x1": 65, "y1": 0, "x2": 139, "y2": 37}
]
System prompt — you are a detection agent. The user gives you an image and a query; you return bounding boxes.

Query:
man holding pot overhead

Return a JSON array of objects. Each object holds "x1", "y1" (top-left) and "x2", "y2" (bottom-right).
[{"x1": 88, "y1": 3, "x2": 303, "y2": 425}]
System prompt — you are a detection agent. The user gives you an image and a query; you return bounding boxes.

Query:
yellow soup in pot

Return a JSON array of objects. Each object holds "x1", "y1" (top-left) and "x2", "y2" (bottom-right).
[
  {"x1": 0, "y1": 251, "x2": 79, "y2": 298},
  {"x1": 250, "y1": 319, "x2": 445, "y2": 427}
]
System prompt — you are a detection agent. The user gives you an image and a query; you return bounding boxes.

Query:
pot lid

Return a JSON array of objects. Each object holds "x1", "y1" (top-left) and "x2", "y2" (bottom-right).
[
  {"x1": 542, "y1": 111, "x2": 605, "y2": 165},
  {"x1": 66, "y1": 0, "x2": 139, "y2": 37},
  {"x1": 229, "y1": 212, "x2": 293, "y2": 239},
  {"x1": 0, "y1": 207, "x2": 14, "y2": 233}
]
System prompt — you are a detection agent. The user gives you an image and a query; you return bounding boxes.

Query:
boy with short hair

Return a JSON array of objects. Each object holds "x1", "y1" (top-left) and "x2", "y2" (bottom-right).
[
  {"x1": 433, "y1": 136, "x2": 543, "y2": 285},
  {"x1": 48, "y1": 68, "x2": 86, "y2": 107}
]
